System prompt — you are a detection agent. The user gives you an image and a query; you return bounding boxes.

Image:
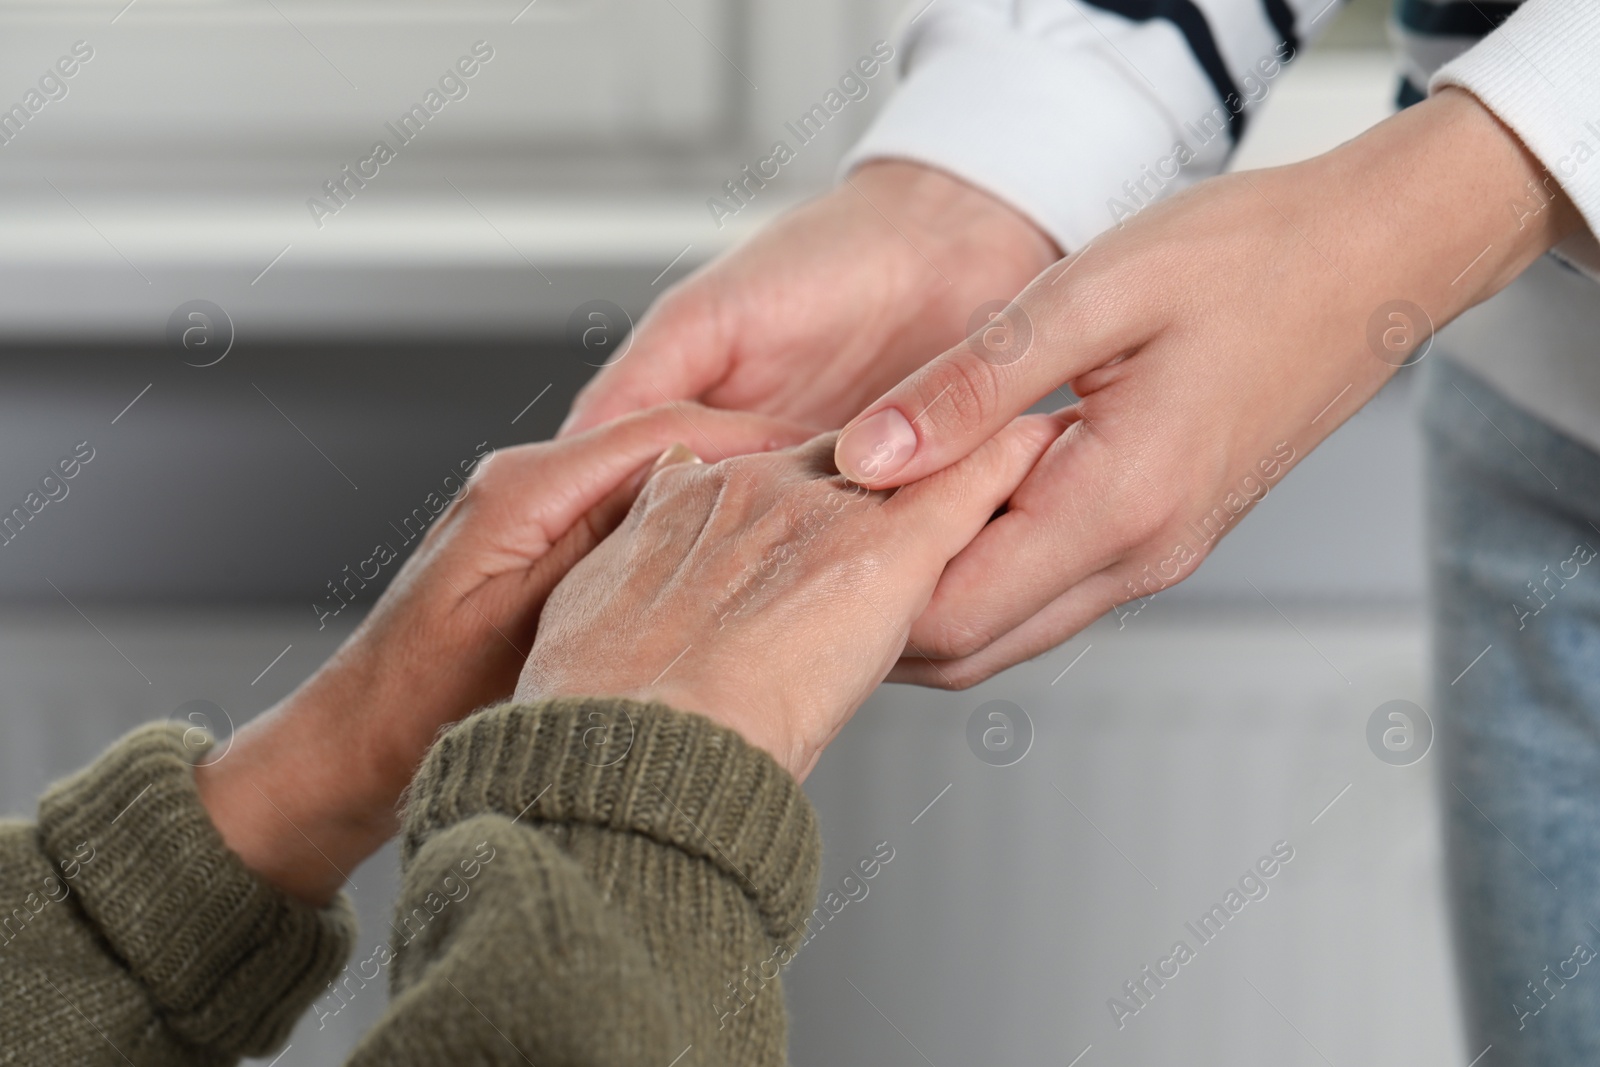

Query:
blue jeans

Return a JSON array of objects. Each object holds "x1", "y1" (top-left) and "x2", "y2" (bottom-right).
[{"x1": 1424, "y1": 357, "x2": 1600, "y2": 1063}]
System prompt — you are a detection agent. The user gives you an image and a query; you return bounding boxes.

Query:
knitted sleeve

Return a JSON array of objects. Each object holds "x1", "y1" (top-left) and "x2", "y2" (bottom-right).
[
  {"x1": 348, "y1": 698, "x2": 822, "y2": 1067},
  {"x1": 0, "y1": 722, "x2": 356, "y2": 1066}
]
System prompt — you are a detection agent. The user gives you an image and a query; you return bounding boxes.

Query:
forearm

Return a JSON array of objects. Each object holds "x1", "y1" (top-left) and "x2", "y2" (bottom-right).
[
  {"x1": 352, "y1": 699, "x2": 822, "y2": 1067},
  {"x1": 192, "y1": 645, "x2": 404, "y2": 908},
  {"x1": 192, "y1": 564, "x2": 555, "y2": 910}
]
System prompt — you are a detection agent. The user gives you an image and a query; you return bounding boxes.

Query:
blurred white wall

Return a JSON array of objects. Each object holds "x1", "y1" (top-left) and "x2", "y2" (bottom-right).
[{"x1": 0, "y1": 0, "x2": 903, "y2": 337}]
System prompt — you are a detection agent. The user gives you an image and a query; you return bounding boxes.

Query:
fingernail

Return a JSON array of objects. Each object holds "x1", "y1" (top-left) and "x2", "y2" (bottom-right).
[
  {"x1": 649, "y1": 442, "x2": 701, "y2": 477},
  {"x1": 556, "y1": 409, "x2": 581, "y2": 437},
  {"x1": 836, "y1": 408, "x2": 916, "y2": 483}
]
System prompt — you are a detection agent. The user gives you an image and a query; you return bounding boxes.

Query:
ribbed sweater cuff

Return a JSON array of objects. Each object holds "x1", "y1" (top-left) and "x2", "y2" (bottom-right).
[
  {"x1": 36, "y1": 723, "x2": 356, "y2": 1056},
  {"x1": 840, "y1": 25, "x2": 1209, "y2": 254},
  {"x1": 1431, "y1": 0, "x2": 1600, "y2": 277},
  {"x1": 402, "y1": 698, "x2": 820, "y2": 945}
]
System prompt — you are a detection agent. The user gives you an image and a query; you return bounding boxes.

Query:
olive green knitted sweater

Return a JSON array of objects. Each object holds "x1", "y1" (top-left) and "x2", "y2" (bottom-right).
[{"x1": 0, "y1": 698, "x2": 821, "y2": 1065}]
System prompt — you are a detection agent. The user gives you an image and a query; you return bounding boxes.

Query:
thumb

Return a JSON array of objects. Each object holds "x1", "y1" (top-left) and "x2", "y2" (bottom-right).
[
  {"x1": 887, "y1": 411, "x2": 1068, "y2": 566},
  {"x1": 527, "y1": 442, "x2": 706, "y2": 587},
  {"x1": 558, "y1": 294, "x2": 733, "y2": 437},
  {"x1": 832, "y1": 289, "x2": 1095, "y2": 488}
]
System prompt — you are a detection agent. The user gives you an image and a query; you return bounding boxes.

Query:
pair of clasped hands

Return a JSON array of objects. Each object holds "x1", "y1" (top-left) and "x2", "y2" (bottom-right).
[{"x1": 199, "y1": 88, "x2": 1581, "y2": 905}]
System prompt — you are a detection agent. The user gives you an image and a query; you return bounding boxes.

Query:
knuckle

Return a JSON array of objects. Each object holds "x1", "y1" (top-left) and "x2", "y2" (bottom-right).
[
  {"x1": 651, "y1": 276, "x2": 706, "y2": 316},
  {"x1": 460, "y1": 454, "x2": 503, "y2": 503},
  {"x1": 717, "y1": 454, "x2": 781, "y2": 504},
  {"x1": 677, "y1": 455, "x2": 789, "y2": 539},
  {"x1": 1108, "y1": 489, "x2": 1176, "y2": 550},
  {"x1": 621, "y1": 400, "x2": 705, "y2": 436},
  {"x1": 634, "y1": 458, "x2": 710, "y2": 514},
  {"x1": 761, "y1": 476, "x2": 857, "y2": 550},
  {"x1": 834, "y1": 541, "x2": 893, "y2": 586},
  {"x1": 919, "y1": 616, "x2": 997, "y2": 663},
  {"x1": 1124, "y1": 530, "x2": 1213, "y2": 595},
  {"x1": 923, "y1": 658, "x2": 988, "y2": 692},
  {"x1": 932, "y1": 357, "x2": 1003, "y2": 437},
  {"x1": 1048, "y1": 263, "x2": 1143, "y2": 353},
  {"x1": 1055, "y1": 262, "x2": 1120, "y2": 316}
]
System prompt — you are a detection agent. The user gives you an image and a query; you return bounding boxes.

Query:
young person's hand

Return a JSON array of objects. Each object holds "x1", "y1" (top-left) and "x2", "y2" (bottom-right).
[
  {"x1": 824, "y1": 89, "x2": 1586, "y2": 686},
  {"x1": 517, "y1": 415, "x2": 1067, "y2": 780},
  {"x1": 559, "y1": 160, "x2": 1059, "y2": 435},
  {"x1": 194, "y1": 404, "x2": 810, "y2": 904}
]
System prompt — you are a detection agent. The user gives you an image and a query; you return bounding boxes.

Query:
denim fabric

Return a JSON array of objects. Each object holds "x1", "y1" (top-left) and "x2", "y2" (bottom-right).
[{"x1": 1423, "y1": 357, "x2": 1600, "y2": 1064}]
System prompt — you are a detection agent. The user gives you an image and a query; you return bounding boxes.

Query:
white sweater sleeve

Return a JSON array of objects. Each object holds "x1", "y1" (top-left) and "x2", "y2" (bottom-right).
[
  {"x1": 1430, "y1": 0, "x2": 1600, "y2": 277},
  {"x1": 841, "y1": 0, "x2": 1330, "y2": 252}
]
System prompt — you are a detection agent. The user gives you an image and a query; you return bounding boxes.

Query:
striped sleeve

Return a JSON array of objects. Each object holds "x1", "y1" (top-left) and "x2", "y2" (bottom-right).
[
  {"x1": 1428, "y1": 0, "x2": 1600, "y2": 277},
  {"x1": 841, "y1": 0, "x2": 1342, "y2": 252},
  {"x1": 1392, "y1": 0, "x2": 1518, "y2": 106}
]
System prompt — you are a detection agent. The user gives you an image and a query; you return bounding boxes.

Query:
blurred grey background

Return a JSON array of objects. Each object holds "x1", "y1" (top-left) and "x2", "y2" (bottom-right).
[{"x1": 0, "y1": 0, "x2": 1474, "y2": 1064}]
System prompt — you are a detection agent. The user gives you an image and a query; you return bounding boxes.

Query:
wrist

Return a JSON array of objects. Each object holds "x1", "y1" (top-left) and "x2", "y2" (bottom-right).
[
  {"x1": 847, "y1": 160, "x2": 1061, "y2": 308},
  {"x1": 193, "y1": 661, "x2": 395, "y2": 907},
  {"x1": 1305, "y1": 86, "x2": 1580, "y2": 321},
  {"x1": 323, "y1": 577, "x2": 529, "y2": 808},
  {"x1": 851, "y1": 159, "x2": 1060, "y2": 255},
  {"x1": 532, "y1": 673, "x2": 813, "y2": 781},
  {"x1": 643, "y1": 682, "x2": 823, "y2": 781}
]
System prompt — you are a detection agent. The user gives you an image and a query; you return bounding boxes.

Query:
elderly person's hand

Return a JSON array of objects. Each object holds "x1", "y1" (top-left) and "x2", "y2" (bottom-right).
[
  {"x1": 516, "y1": 412, "x2": 1067, "y2": 780},
  {"x1": 194, "y1": 404, "x2": 809, "y2": 904}
]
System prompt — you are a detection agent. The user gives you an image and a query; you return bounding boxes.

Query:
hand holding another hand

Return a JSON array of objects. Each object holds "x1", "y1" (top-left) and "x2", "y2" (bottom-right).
[
  {"x1": 518, "y1": 414, "x2": 1066, "y2": 780},
  {"x1": 560, "y1": 161, "x2": 1059, "y2": 434},
  {"x1": 195, "y1": 404, "x2": 810, "y2": 904},
  {"x1": 829, "y1": 89, "x2": 1585, "y2": 686}
]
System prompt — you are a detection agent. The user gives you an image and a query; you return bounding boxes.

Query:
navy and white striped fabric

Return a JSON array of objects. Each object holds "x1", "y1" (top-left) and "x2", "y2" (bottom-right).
[
  {"x1": 843, "y1": 0, "x2": 1587, "y2": 255},
  {"x1": 1393, "y1": 0, "x2": 1522, "y2": 107},
  {"x1": 1075, "y1": 0, "x2": 1527, "y2": 118},
  {"x1": 1070, "y1": 0, "x2": 1526, "y2": 136}
]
